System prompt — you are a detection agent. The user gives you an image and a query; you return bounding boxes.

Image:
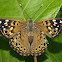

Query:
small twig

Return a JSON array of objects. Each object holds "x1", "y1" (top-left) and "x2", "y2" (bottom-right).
[{"x1": 34, "y1": 56, "x2": 37, "y2": 62}]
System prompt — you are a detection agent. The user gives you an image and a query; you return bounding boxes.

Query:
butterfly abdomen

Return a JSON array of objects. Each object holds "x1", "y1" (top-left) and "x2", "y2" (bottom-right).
[{"x1": 28, "y1": 32, "x2": 34, "y2": 45}]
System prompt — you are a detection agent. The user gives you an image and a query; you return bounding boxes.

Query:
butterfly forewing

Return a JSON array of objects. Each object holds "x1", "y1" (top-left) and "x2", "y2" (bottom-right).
[
  {"x1": 31, "y1": 27, "x2": 49, "y2": 56},
  {"x1": 9, "y1": 27, "x2": 30, "y2": 56},
  {"x1": 34, "y1": 19, "x2": 62, "y2": 38},
  {"x1": 0, "y1": 19, "x2": 27, "y2": 38}
]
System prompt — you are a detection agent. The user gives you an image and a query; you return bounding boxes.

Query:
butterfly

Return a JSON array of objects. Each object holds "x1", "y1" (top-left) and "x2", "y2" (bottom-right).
[{"x1": 0, "y1": 18, "x2": 62, "y2": 56}]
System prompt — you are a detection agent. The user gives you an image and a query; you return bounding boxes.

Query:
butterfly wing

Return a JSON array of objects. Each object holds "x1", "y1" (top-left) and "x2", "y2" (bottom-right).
[
  {"x1": 9, "y1": 27, "x2": 30, "y2": 56},
  {"x1": 34, "y1": 19, "x2": 62, "y2": 38},
  {"x1": 31, "y1": 27, "x2": 49, "y2": 56},
  {"x1": 0, "y1": 19, "x2": 27, "y2": 38}
]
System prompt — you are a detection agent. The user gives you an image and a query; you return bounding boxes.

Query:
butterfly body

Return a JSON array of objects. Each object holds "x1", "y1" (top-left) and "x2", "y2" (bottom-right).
[
  {"x1": 0, "y1": 18, "x2": 62, "y2": 56},
  {"x1": 28, "y1": 19, "x2": 35, "y2": 45}
]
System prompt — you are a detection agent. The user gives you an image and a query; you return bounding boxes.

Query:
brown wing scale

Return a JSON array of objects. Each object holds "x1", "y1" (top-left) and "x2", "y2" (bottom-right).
[
  {"x1": 31, "y1": 27, "x2": 49, "y2": 56},
  {"x1": 9, "y1": 28, "x2": 30, "y2": 56},
  {"x1": 35, "y1": 18, "x2": 62, "y2": 38},
  {"x1": 0, "y1": 19, "x2": 27, "y2": 38}
]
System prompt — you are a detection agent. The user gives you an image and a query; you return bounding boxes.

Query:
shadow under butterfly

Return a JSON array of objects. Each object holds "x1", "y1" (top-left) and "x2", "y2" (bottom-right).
[{"x1": 0, "y1": 18, "x2": 62, "y2": 62}]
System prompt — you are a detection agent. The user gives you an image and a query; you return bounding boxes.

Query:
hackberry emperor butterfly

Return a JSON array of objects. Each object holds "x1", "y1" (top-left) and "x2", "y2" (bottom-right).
[{"x1": 0, "y1": 18, "x2": 62, "y2": 58}]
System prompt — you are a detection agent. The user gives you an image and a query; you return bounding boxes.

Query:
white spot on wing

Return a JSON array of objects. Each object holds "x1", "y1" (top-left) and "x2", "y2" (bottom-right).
[
  {"x1": 51, "y1": 26, "x2": 53, "y2": 27},
  {"x1": 9, "y1": 26, "x2": 10, "y2": 27},
  {"x1": 60, "y1": 20, "x2": 62, "y2": 23},
  {"x1": 54, "y1": 22, "x2": 57, "y2": 24},
  {"x1": 4, "y1": 22, "x2": 7, "y2": 25},
  {"x1": 0, "y1": 21, "x2": 2, "y2": 24},
  {"x1": 10, "y1": 27, "x2": 13, "y2": 30},
  {"x1": 9, "y1": 32, "x2": 13, "y2": 35},
  {"x1": 52, "y1": 20, "x2": 56, "y2": 22},
  {"x1": 48, "y1": 27, "x2": 51, "y2": 30},
  {"x1": 55, "y1": 28, "x2": 58, "y2": 30},
  {"x1": 53, "y1": 22, "x2": 57, "y2": 26},
  {"x1": 5, "y1": 20, "x2": 9, "y2": 22},
  {"x1": 3, "y1": 28, "x2": 6, "y2": 30},
  {"x1": 41, "y1": 32, "x2": 44, "y2": 34},
  {"x1": 4, "y1": 22, "x2": 8, "y2": 26},
  {"x1": 2, "y1": 26, "x2": 4, "y2": 28},
  {"x1": 57, "y1": 25, "x2": 59, "y2": 27}
]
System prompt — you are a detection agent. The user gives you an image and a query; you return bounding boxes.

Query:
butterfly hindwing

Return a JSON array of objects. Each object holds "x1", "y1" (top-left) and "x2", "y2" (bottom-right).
[
  {"x1": 0, "y1": 19, "x2": 27, "y2": 38},
  {"x1": 31, "y1": 27, "x2": 49, "y2": 56},
  {"x1": 35, "y1": 19, "x2": 62, "y2": 38},
  {"x1": 9, "y1": 27, "x2": 30, "y2": 56}
]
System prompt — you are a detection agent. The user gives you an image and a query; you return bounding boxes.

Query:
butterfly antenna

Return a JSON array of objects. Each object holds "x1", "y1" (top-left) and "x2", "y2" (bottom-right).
[
  {"x1": 16, "y1": 0, "x2": 26, "y2": 21},
  {"x1": 34, "y1": 56, "x2": 37, "y2": 62}
]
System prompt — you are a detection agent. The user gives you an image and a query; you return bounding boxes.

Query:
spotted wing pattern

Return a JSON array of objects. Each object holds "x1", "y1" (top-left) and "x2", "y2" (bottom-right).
[
  {"x1": 35, "y1": 19, "x2": 62, "y2": 38},
  {"x1": 31, "y1": 27, "x2": 49, "y2": 56},
  {"x1": 0, "y1": 19, "x2": 27, "y2": 38},
  {"x1": 9, "y1": 27, "x2": 30, "y2": 56}
]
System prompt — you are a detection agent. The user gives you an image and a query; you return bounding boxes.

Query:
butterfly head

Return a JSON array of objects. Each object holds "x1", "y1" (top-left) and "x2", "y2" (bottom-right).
[{"x1": 29, "y1": 18, "x2": 33, "y2": 23}]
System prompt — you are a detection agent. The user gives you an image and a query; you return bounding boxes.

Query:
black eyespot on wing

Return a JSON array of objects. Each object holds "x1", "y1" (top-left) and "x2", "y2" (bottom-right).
[{"x1": 13, "y1": 21, "x2": 16, "y2": 25}]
